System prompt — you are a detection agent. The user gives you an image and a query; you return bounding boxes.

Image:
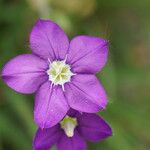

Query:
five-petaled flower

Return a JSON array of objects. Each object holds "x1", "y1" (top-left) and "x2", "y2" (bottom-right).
[
  {"x1": 1, "y1": 19, "x2": 108, "y2": 128},
  {"x1": 34, "y1": 109, "x2": 112, "y2": 150}
]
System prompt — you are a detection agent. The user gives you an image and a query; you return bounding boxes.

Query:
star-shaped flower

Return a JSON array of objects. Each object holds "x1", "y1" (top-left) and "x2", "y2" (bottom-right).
[
  {"x1": 2, "y1": 19, "x2": 108, "y2": 128},
  {"x1": 33, "y1": 109, "x2": 112, "y2": 150}
]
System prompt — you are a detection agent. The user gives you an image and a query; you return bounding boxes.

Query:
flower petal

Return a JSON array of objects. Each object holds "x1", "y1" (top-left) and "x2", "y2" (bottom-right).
[
  {"x1": 1, "y1": 54, "x2": 48, "y2": 94},
  {"x1": 34, "y1": 81, "x2": 69, "y2": 128},
  {"x1": 33, "y1": 125, "x2": 62, "y2": 150},
  {"x1": 67, "y1": 109, "x2": 79, "y2": 117},
  {"x1": 30, "y1": 19, "x2": 69, "y2": 61},
  {"x1": 67, "y1": 35, "x2": 108, "y2": 74},
  {"x1": 78, "y1": 113, "x2": 112, "y2": 142},
  {"x1": 57, "y1": 130, "x2": 86, "y2": 150},
  {"x1": 65, "y1": 74, "x2": 107, "y2": 113}
]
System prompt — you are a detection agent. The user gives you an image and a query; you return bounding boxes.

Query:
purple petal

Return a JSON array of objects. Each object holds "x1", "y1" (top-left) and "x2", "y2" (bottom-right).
[
  {"x1": 30, "y1": 19, "x2": 69, "y2": 61},
  {"x1": 67, "y1": 36, "x2": 108, "y2": 74},
  {"x1": 57, "y1": 130, "x2": 86, "y2": 150},
  {"x1": 78, "y1": 113, "x2": 112, "y2": 142},
  {"x1": 1, "y1": 54, "x2": 48, "y2": 94},
  {"x1": 65, "y1": 74, "x2": 107, "y2": 113},
  {"x1": 67, "y1": 109, "x2": 79, "y2": 117},
  {"x1": 34, "y1": 81, "x2": 69, "y2": 128},
  {"x1": 33, "y1": 125, "x2": 62, "y2": 150}
]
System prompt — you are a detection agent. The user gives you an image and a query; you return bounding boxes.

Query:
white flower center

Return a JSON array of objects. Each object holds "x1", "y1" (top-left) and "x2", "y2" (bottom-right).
[
  {"x1": 47, "y1": 60, "x2": 75, "y2": 90},
  {"x1": 60, "y1": 116, "x2": 77, "y2": 137}
]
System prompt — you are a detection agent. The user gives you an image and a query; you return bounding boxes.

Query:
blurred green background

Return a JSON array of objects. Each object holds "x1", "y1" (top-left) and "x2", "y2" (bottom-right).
[{"x1": 0, "y1": 0, "x2": 150, "y2": 150}]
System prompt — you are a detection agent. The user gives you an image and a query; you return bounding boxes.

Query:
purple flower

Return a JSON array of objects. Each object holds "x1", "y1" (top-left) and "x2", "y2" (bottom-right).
[
  {"x1": 33, "y1": 110, "x2": 112, "y2": 150},
  {"x1": 1, "y1": 19, "x2": 108, "y2": 128}
]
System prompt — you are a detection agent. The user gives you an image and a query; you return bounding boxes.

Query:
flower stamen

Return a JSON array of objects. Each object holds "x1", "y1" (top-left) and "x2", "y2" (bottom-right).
[
  {"x1": 60, "y1": 116, "x2": 77, "y2": 137},
  {"x1": 47, "y1": 59, "x2": 75, "y2": 90}
]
